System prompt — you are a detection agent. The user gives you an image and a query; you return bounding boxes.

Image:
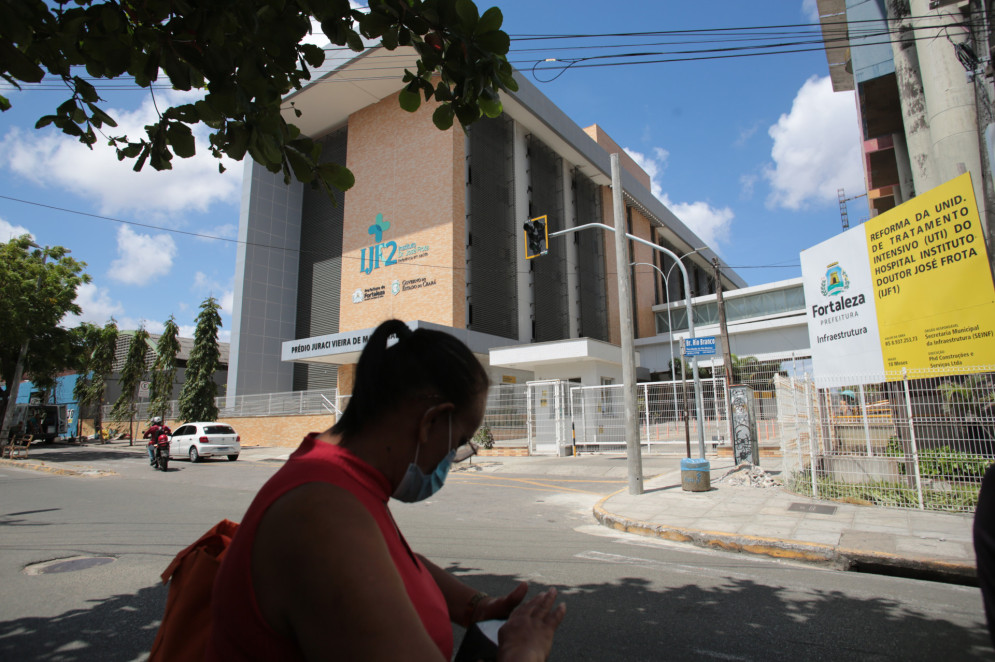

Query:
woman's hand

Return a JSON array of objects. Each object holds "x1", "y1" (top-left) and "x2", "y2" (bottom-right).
[
  {"x1": 496, "y1": 588, "x2": 566, "y2": 662},
  {"x1": 472, "y1": 581, "x2": 528, "y2": 623}
]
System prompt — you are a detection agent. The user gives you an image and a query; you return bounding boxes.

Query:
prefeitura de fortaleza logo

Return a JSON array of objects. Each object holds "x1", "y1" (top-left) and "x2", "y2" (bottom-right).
[{"x1": 820, "y1": 262, "x2": 850, "y2": 297}]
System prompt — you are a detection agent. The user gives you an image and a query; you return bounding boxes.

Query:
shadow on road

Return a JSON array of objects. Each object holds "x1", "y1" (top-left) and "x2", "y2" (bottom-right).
[
  {"x1": 0, "y1": 564, "x2": 986, "y2": 660},
  {"x1": 0, "y1": 583, "x2": 167, "y2": 661},
  {"x1": 447, "y1": 566, "x2": 991, "y2": 660},
  {"x1": 16, "y1": 445, "x2": 145, "y2": 466}
]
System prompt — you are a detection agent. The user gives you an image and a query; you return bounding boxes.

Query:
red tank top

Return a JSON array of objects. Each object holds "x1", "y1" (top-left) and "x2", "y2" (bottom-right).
[{"x1": 206, "y1": 434, "x2": 452, "y2": 660}]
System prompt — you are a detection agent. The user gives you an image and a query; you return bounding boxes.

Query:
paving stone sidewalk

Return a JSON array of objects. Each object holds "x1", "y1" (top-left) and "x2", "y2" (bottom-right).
[{"x1": 595, "y1": 463, "x2": 977, "y2": 583}]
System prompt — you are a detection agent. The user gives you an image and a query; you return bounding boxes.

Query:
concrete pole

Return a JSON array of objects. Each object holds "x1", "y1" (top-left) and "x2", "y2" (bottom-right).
[
  {"x1": 712, "y1": 258, "x2": 734, "y2": 387},
  {"x1": 611, "y1": 154, "x2": 643, "y2": 495},
  {"x1": 911, "y1": 0, "x2": 987, "y2": 232},
  {"x1": 885, "y1": 0, "x2": 936, "y2": 194}
]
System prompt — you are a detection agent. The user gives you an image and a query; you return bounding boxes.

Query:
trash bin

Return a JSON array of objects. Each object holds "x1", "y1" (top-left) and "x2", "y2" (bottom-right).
[{"x1": 680, "y1": 457, "x2": 711, "y2": 492}]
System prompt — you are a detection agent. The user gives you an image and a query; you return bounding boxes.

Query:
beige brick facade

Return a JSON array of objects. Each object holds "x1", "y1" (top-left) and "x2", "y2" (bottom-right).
[{"x1": 338, "y1": 92, "x2": 466, "y2": 334}]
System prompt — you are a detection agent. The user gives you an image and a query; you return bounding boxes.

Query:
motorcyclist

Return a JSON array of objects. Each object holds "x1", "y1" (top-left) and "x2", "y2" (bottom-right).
[{"x1": 142, "y1": 417, "x2": 172, "y2": 466}]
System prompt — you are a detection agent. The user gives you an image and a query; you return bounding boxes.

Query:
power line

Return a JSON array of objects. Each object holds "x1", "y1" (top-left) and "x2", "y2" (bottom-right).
[{"x1": 0, "y1": 193, "x2": 802, "y2": 274}]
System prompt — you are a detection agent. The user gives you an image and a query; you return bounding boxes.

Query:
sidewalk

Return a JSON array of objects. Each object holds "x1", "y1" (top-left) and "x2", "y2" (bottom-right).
[{"x1": 595, "y1": 458, "x2": 978, "y2": 584}]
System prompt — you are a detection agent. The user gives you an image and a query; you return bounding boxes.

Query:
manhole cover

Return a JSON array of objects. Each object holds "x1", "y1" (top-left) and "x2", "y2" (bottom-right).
[
  {"x1": 788, "y1": 502, "x2": 838, "y2": 515},
  {"x1": 24, "y1": 556, "x2": 116, "y2": 575}
]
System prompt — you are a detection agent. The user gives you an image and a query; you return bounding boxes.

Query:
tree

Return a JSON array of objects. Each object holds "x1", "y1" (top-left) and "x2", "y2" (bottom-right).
[
  {"x1": 149, "y1": 316, "x2": 180, "y2": 423},
  {"x1": 111, "y1": 327, "x2": 150, "y2": 444},
  {"x1": 0, "y1": 236, "x2": 89, "y2": 429},
  {"x1": 179, "y1": 297, "x2": 222, "y2": 422},
  {"x1": 72, "y1": 321, "x2": 119, "y2": 440},
  {"x1": 1, "y1": 0, "x2": 517, "y2": 197}
]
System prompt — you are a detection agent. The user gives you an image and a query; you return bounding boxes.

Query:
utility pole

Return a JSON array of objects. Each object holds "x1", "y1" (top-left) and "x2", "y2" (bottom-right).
[
  {"x1": 713, "y1": 258, "x2": 734, "y2": 386},
  {"x1": 611, "y1": 154, "x2": 644, "y2": 495}
]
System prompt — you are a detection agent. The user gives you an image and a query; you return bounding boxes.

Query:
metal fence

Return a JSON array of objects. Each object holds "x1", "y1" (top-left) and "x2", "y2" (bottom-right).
[
  {"x1": 571, "y1": 378, "x2": 730, "y2": 454},
  {"x1": 779, "y1": 367, "x2": 995, "y2": 513}
]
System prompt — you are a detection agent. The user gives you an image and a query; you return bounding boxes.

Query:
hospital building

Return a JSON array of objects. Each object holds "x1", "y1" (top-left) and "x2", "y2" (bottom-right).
[{"x1": 227, "y1": 47, "x2": 747, "y2": 400}]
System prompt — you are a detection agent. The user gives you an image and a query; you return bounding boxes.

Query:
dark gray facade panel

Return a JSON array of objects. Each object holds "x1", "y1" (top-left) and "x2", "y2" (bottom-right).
[
  {"x1": 528, "y1": 137, "x2": 568, "y2": 342},
  {"x1": 467, "y1": 116, "x2": 518, "y2": 340},
  {"x1": 231, "y1": 161, "x2": 303, "y2": 398},
  {"x1": 574, "y1": 173, "x2": 609, "y2": 342},
  {"x1": 295, "y1": 128, "x2": 347, "y2": 390}
]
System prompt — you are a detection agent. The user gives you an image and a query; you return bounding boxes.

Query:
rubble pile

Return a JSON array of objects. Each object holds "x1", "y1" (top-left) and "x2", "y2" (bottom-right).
[{"x1": 725, "y1": 464, "x2": 782, "y2": 488}]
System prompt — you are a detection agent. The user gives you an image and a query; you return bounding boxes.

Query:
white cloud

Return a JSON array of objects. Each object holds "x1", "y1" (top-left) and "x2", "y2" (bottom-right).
[
  {"x1": 624, "y1": 147, "x2": 735, "y2": 248},
  {"x1": 740, "y1": 173, "x2": 758, "y2": 199},
  {"x1": 107, "y1": 226, "x2": 177, "y2": 285},
  {"x1": 659, "y1": 194, "x2": 735, "y2": 249},
  {"x1": 220, "y1": 290, "x2": 234, "y2": 316},
  {"x1": 64, "y1": 282, "x2": 124, "y2": 326},
  {"x1": 764, "y1": 75, "x2": 864, "y2": 210},
  {"x1": 0, "y1": 217, "x2": 32, "y2": 242},
  {"x1": 802, "y1": 0, "x2": 820, "y2": 22},
  {"x1": 1, "y1": 91, "x2": 241, "y2": 217}
]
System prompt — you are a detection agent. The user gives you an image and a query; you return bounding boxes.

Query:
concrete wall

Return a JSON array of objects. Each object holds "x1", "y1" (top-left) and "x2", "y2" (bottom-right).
[{"x1": 81, "y1": 414, "x2": 336, "y2": 448}]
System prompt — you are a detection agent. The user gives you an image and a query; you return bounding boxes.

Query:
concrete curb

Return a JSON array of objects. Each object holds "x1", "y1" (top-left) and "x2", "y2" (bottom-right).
[
  {"x1": 0, "y1": 458, "x2": 115, "y2": 477},
  {"x1": 592, "y1": 493, "x2": 977, "y2": 585}
]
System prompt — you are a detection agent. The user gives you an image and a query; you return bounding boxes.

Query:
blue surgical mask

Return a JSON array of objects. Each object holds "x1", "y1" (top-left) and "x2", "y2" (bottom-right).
[{"x1": 393, "y1": 411, "x2": 454, "y2": 503}]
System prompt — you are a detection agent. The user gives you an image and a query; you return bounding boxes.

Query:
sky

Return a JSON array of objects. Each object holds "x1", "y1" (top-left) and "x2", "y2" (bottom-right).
[{"x1": 0, "y1": 0, "x2": 866, "y2": 341}]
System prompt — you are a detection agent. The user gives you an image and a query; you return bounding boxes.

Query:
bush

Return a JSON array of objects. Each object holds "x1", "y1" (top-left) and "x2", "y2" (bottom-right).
[{"x1": 473, "y1": 425, "x2": 494, "y2": 449}]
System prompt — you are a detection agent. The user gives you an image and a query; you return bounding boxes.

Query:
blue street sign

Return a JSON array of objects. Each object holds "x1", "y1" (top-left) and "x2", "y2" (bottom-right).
[{"x1": 682, "y1": 336, "x2": 717, "y2": 357}]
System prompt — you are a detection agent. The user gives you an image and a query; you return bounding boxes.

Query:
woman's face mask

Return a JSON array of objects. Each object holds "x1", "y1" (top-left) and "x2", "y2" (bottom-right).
[{"x1": 392, "y1": 411, "x2": 454, "y2": 503}]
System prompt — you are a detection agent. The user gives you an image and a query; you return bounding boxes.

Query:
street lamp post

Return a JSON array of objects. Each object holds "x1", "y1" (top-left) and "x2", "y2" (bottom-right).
[{"x1": 0, "y1": 243, "x2": 53, "y2": 444}]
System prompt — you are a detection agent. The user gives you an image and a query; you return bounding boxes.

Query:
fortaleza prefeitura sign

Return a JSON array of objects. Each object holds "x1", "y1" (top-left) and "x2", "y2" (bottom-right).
[{"x1": 800, "y1": 172, "x2": 995, "y2": 386}]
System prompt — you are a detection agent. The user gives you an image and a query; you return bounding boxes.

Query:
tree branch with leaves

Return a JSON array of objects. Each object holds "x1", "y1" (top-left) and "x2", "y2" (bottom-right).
[{"x1": 1, "y1": 0, "x2": 517, "y2": 197}]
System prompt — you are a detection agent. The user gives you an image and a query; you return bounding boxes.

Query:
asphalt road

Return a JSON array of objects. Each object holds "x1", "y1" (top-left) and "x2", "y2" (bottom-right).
[{"x1": 0, "y1": 444, "x2": 989, "y2": 661}]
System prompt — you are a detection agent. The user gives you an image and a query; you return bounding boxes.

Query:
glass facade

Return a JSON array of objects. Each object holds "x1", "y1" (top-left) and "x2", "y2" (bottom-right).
[{"x1": 656, "y1": 284, "x2": 805, "y2": 333}]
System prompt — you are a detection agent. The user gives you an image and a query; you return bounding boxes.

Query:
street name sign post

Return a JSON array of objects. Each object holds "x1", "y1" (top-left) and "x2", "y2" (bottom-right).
[{"x1": 682, "y1": 336, "x2": 717, "y2": 357}]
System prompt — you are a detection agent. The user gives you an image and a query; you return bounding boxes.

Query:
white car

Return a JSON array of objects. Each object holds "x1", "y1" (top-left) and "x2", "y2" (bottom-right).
[{"x1": 170, "y1": 422, "x2": 241, "y2": 463}]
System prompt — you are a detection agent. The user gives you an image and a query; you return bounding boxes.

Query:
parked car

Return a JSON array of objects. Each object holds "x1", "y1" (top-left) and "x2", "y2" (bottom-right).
[{"x1": 170, "y1": 422, "x2": 241, "y2": 463}]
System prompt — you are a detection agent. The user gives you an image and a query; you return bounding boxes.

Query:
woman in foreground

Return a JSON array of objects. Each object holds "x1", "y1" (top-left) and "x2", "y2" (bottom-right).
[{"x1": 208, "y1": 319, "x2": 565, "y2": 660}]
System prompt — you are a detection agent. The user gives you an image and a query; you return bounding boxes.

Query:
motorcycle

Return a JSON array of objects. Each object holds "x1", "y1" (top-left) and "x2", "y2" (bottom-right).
[{"x1": 153, "y1": 432, "x2": 170, "y2": 471}]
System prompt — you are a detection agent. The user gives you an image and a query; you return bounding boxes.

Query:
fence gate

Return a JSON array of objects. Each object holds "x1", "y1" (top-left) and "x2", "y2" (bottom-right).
[{"x1": 526, "y1": 380, "x2": 570, "y2": 455}]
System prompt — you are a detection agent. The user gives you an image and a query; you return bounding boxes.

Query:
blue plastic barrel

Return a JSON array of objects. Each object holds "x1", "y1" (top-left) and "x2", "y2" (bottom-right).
[{"x1": 680, "y1": 457, "x2": 711, "y2": 492}]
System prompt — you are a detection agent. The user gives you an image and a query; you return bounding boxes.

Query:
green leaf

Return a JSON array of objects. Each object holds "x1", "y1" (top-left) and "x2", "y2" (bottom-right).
[
  {"x1": 381, "y1": 26, "x2": 399, "y2": 50},
  {"x1": 398, "y1": 86, "x2": 421, "y2": 112},
  {"x1": 1, "y1": 94, "x2": 12, "y2": 112},
  {"x1": 432, "y1": 104, "x2": 454, "y2": 130},
  {"x1": 166, "y1": 122, "x2": 196, "y2": 158},
  {"x1": 35, "y1": 115, "x2": 57, "y2": 129},
  {"x1": 194, "y1": 99, "x2": 222, "y2": 124},
  {"x1": 0, "y1": 41, "x2": 45, "y2": 83},
  {"x1": 455, "y1": 0, "x2": 479, "y2": 30},
  {"x1": 477, "y1": 7, "x2": 503, "y2": 33},
  {"x1": 475, "y1": 30, "x2": 509, "y2": 55},
  {"x1": 345, "y1": 30, "x2": 364, "y2": 52},
  {"x1": 300, "y1": 43, "x2": 325, "y2": 69},
  {"x1": 227, "y1": 125, "x2": 248, "y2": 160},
  {"x1": 284, "y1": 148, "x2": 315, "y2": 184},
  {"x1": 86, "y1": 103, "x2": 118, "y2": 128},
  {"x1": 434, "y1": 81, "x2": 452, "y2": 102},
  {"x1": 478, "y1": 95, "x2": 502, "y2": 118},
  {"x1": 316, "y1": 162, "x2": 355, "y2": 192}
]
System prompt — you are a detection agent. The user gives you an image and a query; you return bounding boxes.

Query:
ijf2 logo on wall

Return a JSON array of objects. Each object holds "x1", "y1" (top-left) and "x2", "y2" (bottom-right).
[
  {"x1": 361, "y1": 213, "x2": 398, "y2": 274},
  {"x1": 820, "y1": 262, "x2": 850, "y2": 297}
]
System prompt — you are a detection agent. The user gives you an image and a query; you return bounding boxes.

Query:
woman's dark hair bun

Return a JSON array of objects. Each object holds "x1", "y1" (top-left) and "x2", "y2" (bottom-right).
[{"x1": 331, "y1": 319, "x2": 488, "y2": 437}]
